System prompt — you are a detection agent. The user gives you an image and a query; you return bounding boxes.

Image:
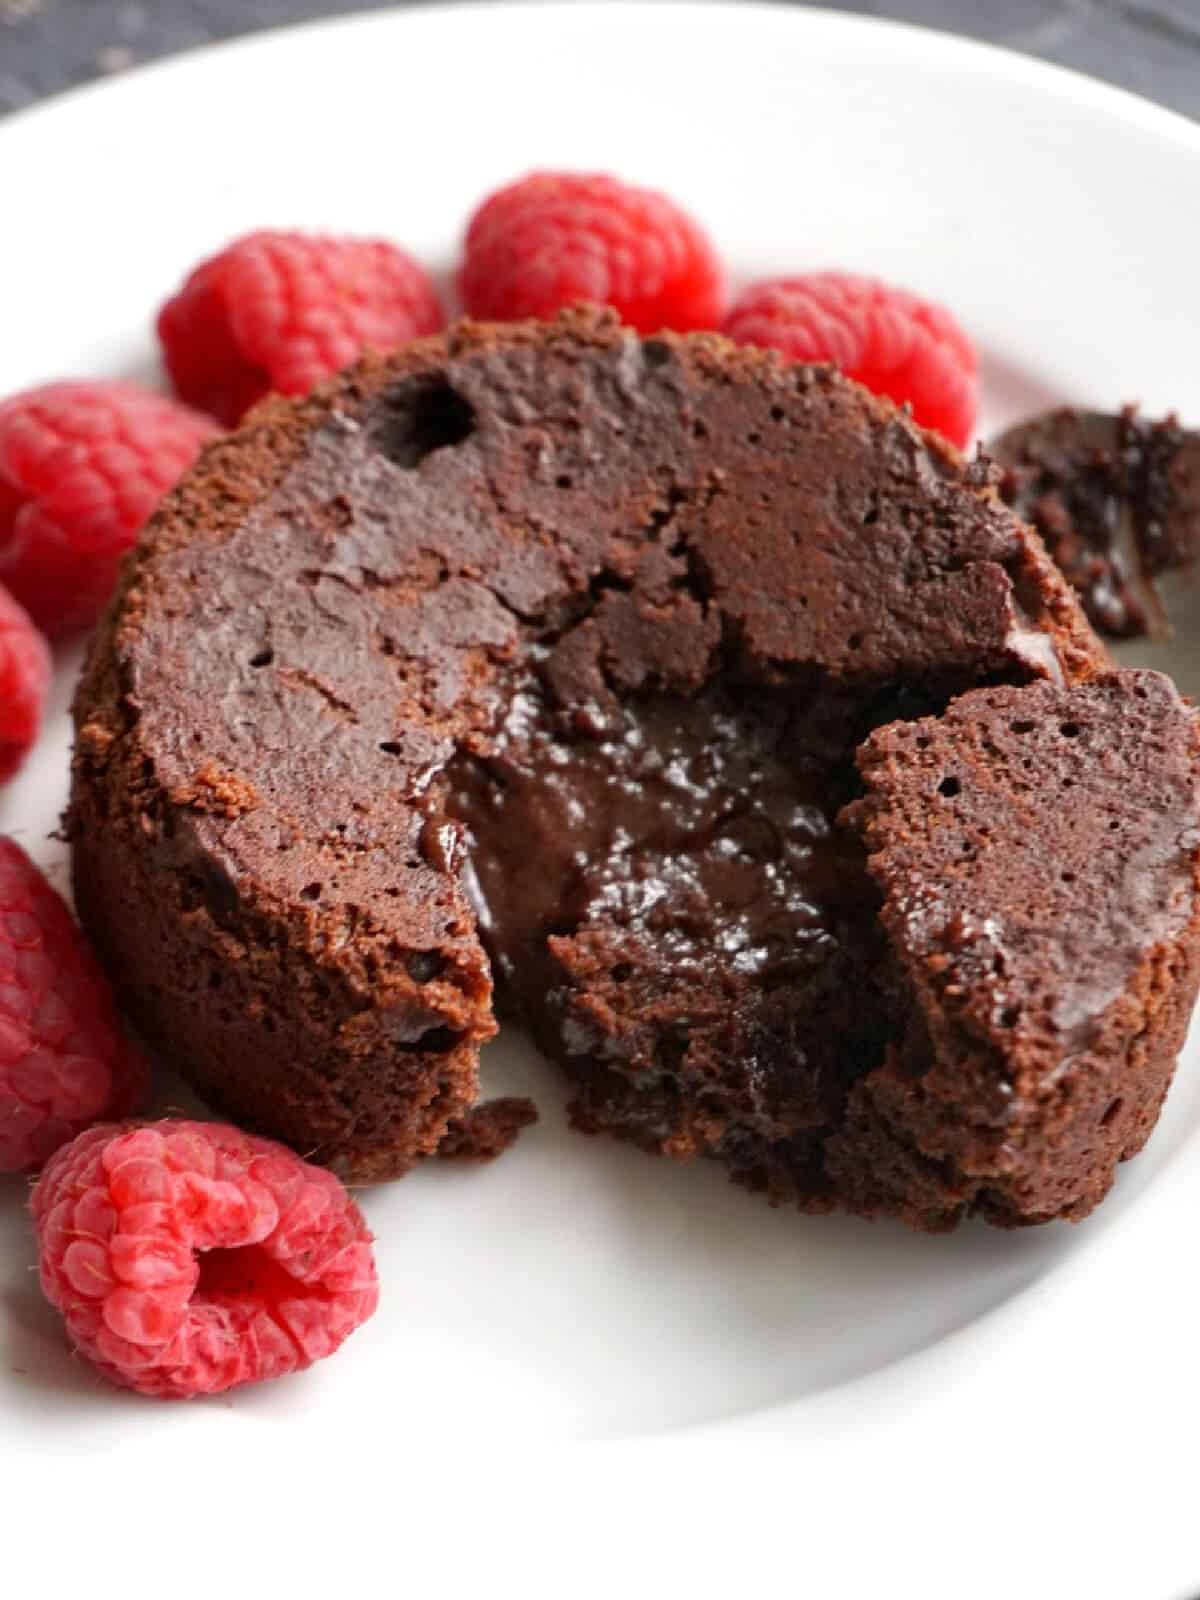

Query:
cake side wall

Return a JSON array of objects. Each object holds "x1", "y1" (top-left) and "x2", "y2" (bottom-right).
[
  {"x1": 982, "y1": 923, "x2": 1200, "y2": 1223},
  {"x1": 834, "y1": 926, "x2": 1198, "y2": 1229},
  {"x1": 849, "y1": 670, "x2": 1200, "y2": 1227},
  {"x1": 68, "y1": 704, "x2": 492, "y2": 1182},
  {"x1": 67, "y1": 362, "x2": 499, "y2": 1183}
]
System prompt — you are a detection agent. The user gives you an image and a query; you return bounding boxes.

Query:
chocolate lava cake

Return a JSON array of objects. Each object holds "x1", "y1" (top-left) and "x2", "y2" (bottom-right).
[{"x1": 70, "y1": 309, "x2": 1200, "y2": 1227}]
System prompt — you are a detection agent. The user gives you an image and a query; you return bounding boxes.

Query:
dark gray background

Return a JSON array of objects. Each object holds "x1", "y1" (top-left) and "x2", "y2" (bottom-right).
[{"x1": 1, "y1": 0, "x2": 1199, "y2": 120}]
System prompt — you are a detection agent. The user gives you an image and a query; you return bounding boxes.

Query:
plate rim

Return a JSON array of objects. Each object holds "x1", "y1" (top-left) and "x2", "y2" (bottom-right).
[{"x1": 4, "y1": 0, "x2": 1200, "y2": 156}]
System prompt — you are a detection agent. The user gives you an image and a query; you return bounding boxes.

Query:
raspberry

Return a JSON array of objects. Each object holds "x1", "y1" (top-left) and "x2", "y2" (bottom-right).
[
  {"x1": 33, "y1": 1119, "x2": 380, "y2": 1397},
  {"x1": 0, "y1": 382, "x2": 216, "y2": 637},
  {"x1": 723, "y1": 273, "x2": 978, "y2": 449},
  {"x1": 158, "y1": 230, "x2": 445, "y2": 427},
  {"x1": 0, "y1": 838, "x2": 145, "y2": 1171},
  {"x1": 0, "y1": 585, "x2": 50, "y2": 784},
  {"x1": 459, "y1": 171, "x2": 725, "y2": 333}
]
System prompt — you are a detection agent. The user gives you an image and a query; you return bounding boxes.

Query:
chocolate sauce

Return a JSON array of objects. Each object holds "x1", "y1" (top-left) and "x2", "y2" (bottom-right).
[{"x1": 992, "y1": 406, "x2": 1200, "y2": 638}]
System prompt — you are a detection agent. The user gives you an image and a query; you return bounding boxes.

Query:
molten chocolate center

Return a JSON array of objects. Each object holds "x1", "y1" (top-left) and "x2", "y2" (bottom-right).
[{"x1": 447, "y1": 675, "x2": 900, "y2": 1157}]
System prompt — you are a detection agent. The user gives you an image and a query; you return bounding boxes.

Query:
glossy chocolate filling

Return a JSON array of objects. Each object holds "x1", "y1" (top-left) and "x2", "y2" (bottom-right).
[{"x1": 445, "y1": 669, "x2": 945, "y2": 1176}]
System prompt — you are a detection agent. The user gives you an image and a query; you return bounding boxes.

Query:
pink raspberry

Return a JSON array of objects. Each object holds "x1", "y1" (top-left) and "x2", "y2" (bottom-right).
[
  {"x1": 0, "y1": 838, "x2": 145, "y2": 1171},
  {"x1": 459, "y1": 171, "x2": 726, "y2": 333},
  {"x1": 33, "y1": 1119, "x2": 380, "y2": 1397},
  {"x1": 723, "y1": 272, "x2": 978, "y2": 449},
  {"x1": 158, "y1": 230, "x2": 445, "y2": 427},
  {"x1": 0, "y1": 583, "x2": 50, "y2": 784},
  {"x1": 0, "y1": 381, "x2": 217, "y2": 637}
]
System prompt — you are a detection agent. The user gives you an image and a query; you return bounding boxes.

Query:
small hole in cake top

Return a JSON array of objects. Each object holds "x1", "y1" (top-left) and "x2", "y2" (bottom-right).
[
  {"x1": 641, "y1": 339, "x2": 672, "y2": 369},
  {"x1": 249, "y1": 649, "x2": 274, "y2": 669},
  {"x1": 938, "y1": 776, "x2": 961, "y2": 798},
  {"x1": 847, "y1": 633, "x2": 864, "y2": 650},
  {"x1": 379, "y1": 741, "x2": 402, "y2": 756},
  {"x1": 405, "y1": 949, "x2": 447, "y2": 983},
  {"x1": 1061, "y1": 870, "x2": 1076, "y2": 883},
  {"x1": 1000, "y1": 1006, "x2": 1020, "y2": 1029},
  {"x1": 1060, "y1": 722, "x2": 1082, "y2": 739},
  {"x1": 770, "y1": 405, "x2": 787, "y2": 424},
  {"x1": 556, "y1": 474, "x2": 574, "y2": 490},
  {"x1": 372, "y1": 374, "x2": 476, "y2": 470},
  {"x1": 300, "y1": 883, "x2": 321, "y2": 902},
  {"x1": 1101, "y1": 1097, "x2": 1124, "y2": 1127},
  {"x1": 1010, "y1": 719, "x2": 1035, "y2": 735}
]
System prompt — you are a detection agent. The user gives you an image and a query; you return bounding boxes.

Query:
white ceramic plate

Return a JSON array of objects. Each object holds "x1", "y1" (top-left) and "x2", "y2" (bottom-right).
[{"x1": 3, "y1": 5, "x2": 1200, "y2": 1593}]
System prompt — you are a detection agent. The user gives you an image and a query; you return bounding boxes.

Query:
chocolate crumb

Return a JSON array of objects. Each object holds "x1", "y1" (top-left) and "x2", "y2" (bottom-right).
[{"x1": 439, "y1": 1097, "x2": 539, "y2": 1162}]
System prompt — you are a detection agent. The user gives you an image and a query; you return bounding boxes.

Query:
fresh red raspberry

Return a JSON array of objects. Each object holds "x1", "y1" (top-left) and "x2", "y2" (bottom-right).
[
  {"x1": 0, "y1": 381, "x2": 216, "y2": 637},
  {"x1": 723, "y1": 273, "x2": 978, "y2": 449},
  {"x1": 33, "y1": 1119, "x2": 380, "y2": 1397},
  {"x1": 0, "y1": 838, "x2": 145, "y2": 1172},
  {"x1": 158, "y1": 230, "x2": 445, "y2": 427},
  {"x1": 0, "y1": 585, "x2": 50, "y2": 784},
  {"x1": 459, "y1": 171, "x2": 725, "y2": 333}
]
